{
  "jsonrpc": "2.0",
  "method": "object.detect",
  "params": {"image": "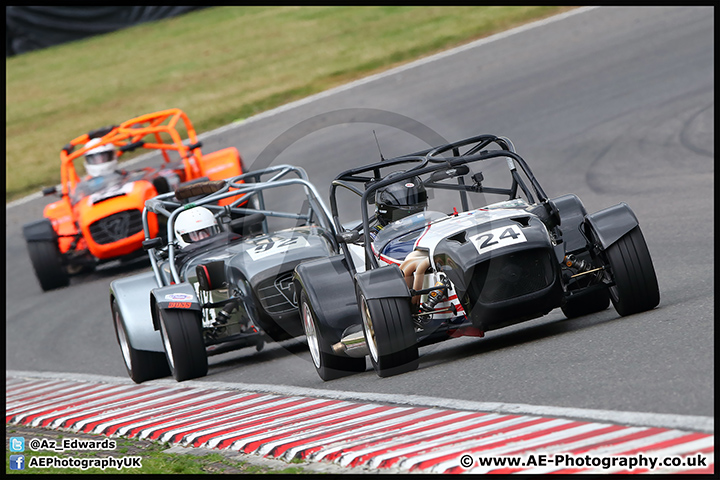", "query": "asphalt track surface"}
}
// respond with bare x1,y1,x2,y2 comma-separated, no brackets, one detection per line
6,6,714,427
